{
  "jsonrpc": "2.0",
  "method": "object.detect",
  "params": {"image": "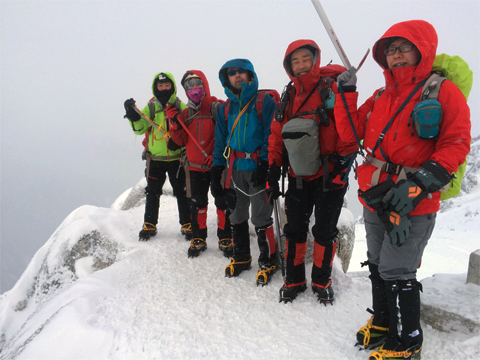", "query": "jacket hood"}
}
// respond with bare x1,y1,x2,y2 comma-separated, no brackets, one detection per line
373,20,438,77
151,72,178,103
180,70,211,99
218,58,258,102
283,39,321,81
